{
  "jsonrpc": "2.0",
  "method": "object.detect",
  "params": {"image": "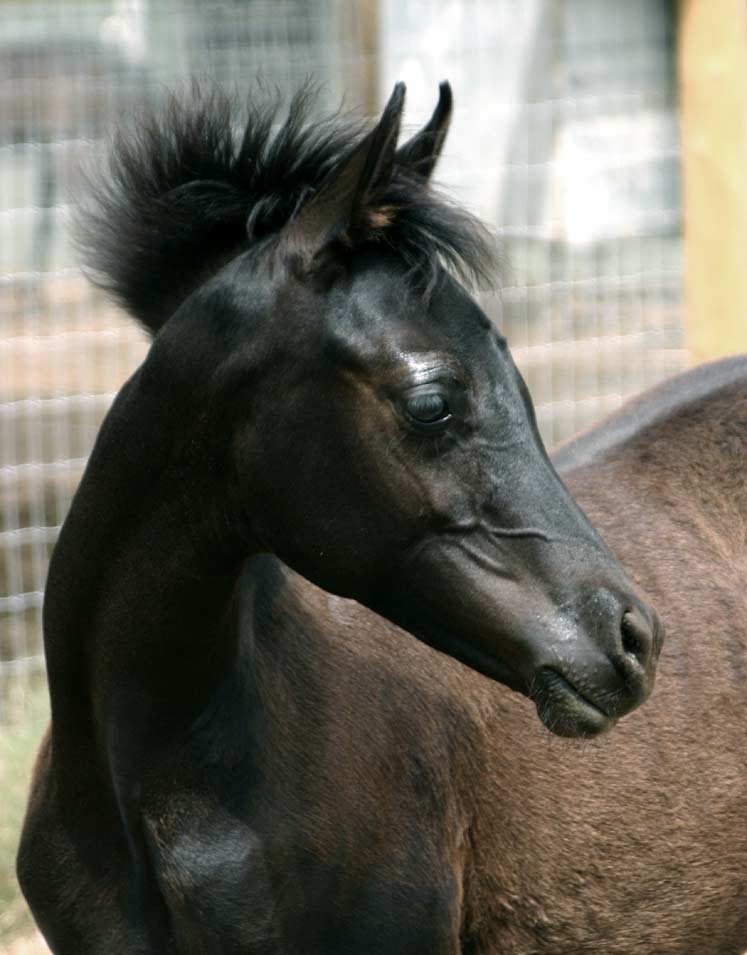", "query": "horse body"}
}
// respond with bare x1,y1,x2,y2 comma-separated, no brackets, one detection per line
18,82,741,952
21,357,747,953
250,357,746,955
219,357,746,954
